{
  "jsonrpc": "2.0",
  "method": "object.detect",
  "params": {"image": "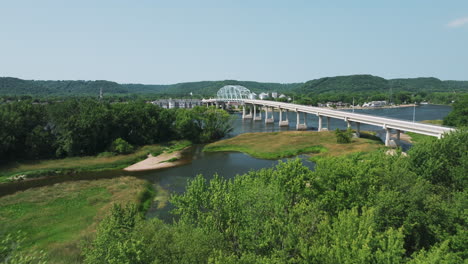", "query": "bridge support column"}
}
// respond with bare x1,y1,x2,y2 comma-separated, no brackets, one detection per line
243,105,252,119
385,128,391,147
356,122,361,137
265,107,274,124
296,112,307,130
318,115,323,131
347,120,351,129
279,109,289,127
253,105,262,121
396,130,401,141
